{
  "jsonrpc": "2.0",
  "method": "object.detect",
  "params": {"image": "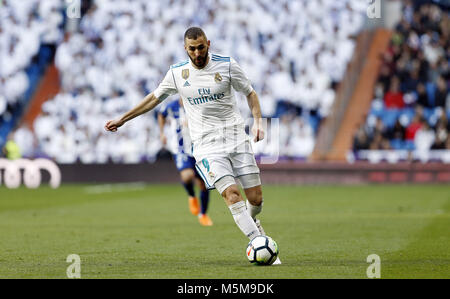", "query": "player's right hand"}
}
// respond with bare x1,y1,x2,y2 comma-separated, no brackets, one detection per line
104,119,124,132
